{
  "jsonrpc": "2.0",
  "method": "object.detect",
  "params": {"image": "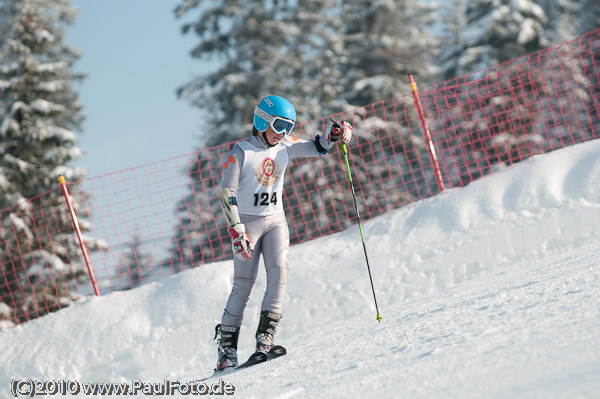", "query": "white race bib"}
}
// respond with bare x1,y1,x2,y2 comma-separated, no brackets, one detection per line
236,140,289,216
